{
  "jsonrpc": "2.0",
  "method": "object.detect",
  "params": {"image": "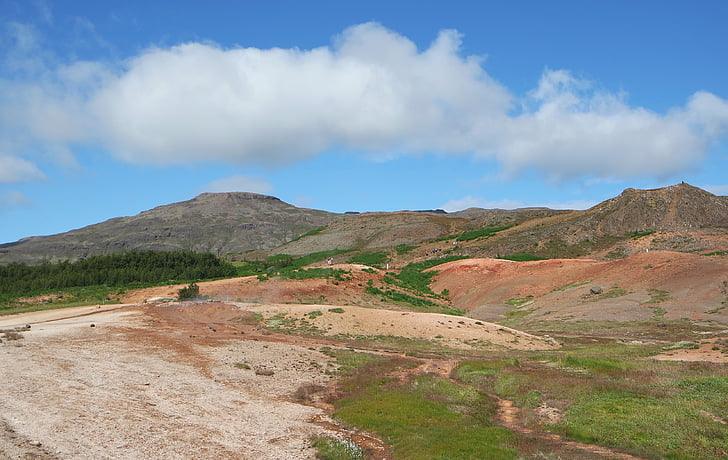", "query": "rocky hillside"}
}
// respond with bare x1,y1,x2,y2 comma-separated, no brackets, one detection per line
1,183,726,265
0,193,339,264
445,183,728,260
268,207,565,257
